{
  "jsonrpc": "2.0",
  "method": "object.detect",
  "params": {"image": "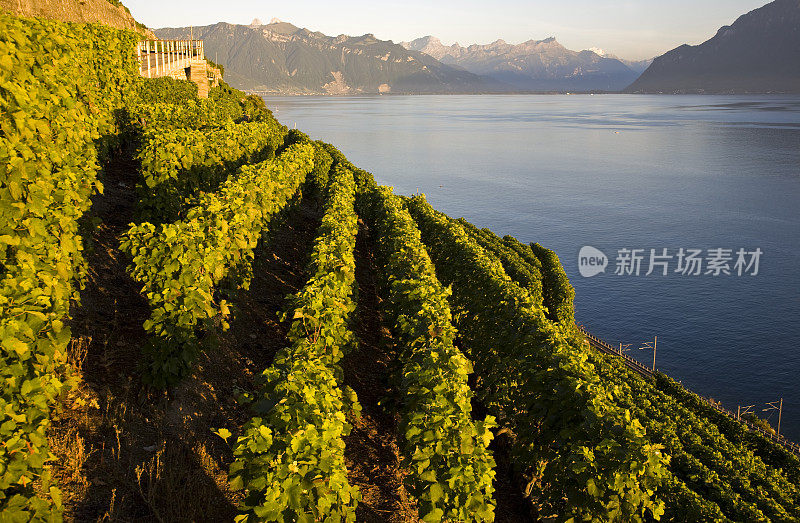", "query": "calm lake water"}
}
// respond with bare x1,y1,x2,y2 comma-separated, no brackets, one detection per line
264,94,800,441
